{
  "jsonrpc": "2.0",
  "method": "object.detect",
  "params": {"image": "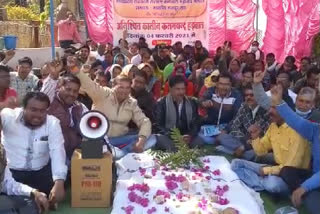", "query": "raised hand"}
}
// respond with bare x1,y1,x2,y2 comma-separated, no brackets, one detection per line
270,84,283,106
81,64,91,73
1,49,16,64
253,70,265,84
67,56,78,68
201,100,214,108
47,59,63,79
248,124,261,140
86,56,96,65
